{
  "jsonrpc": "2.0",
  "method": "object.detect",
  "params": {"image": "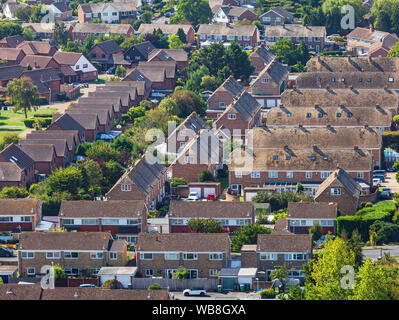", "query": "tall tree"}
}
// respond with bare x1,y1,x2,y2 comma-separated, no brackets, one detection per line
53,22,69,48
176,0,212,25
230,224,271,252
225,41,254,81
7,77,39,118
